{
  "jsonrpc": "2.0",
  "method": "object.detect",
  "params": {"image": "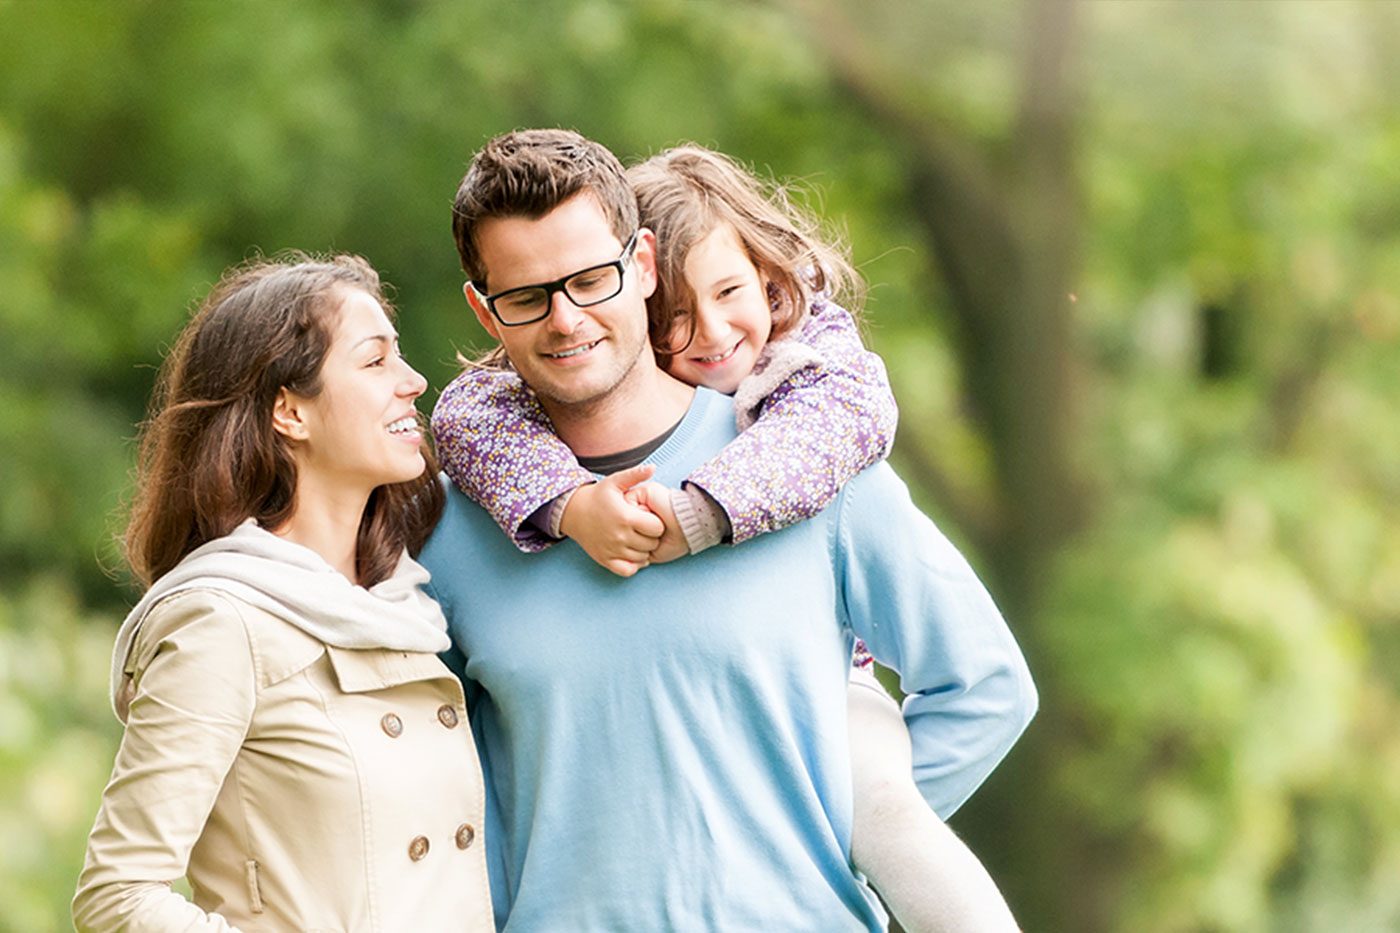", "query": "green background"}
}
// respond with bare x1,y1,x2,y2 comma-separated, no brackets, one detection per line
3,1,1398,930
